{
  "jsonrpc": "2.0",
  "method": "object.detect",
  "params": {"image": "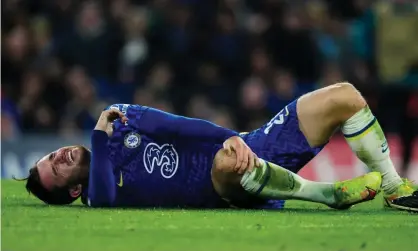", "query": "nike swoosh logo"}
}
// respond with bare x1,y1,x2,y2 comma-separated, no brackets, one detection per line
117,171,123,187
381,141,388,153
